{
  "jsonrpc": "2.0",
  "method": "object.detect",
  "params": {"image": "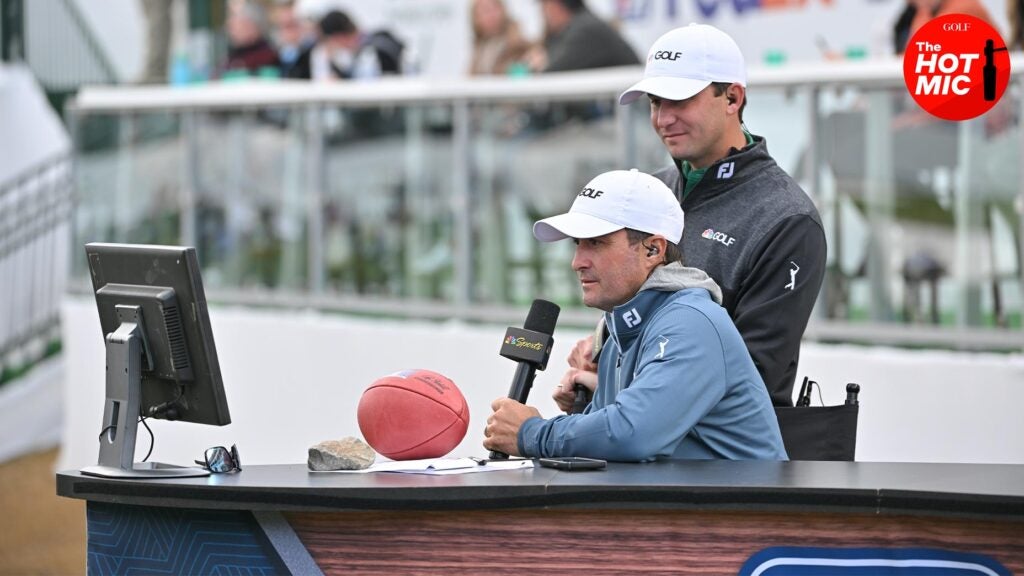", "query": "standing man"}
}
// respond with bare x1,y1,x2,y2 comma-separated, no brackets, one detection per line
311,10,405,81
270,1,316,80
585,24,826,407
528,0,639,72
482,169,787,461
